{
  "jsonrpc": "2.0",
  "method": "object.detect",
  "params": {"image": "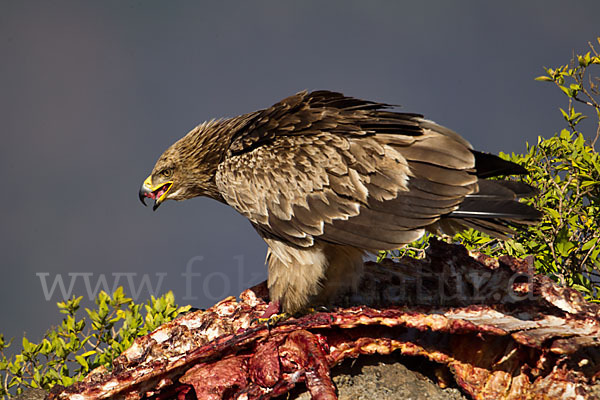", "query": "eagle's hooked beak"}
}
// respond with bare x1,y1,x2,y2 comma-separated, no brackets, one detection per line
139,175,173,211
